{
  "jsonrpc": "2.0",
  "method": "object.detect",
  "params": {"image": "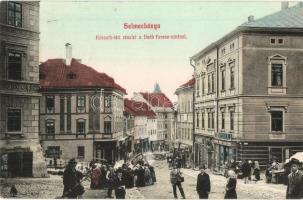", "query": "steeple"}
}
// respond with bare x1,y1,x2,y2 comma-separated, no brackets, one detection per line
153,82,161,93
